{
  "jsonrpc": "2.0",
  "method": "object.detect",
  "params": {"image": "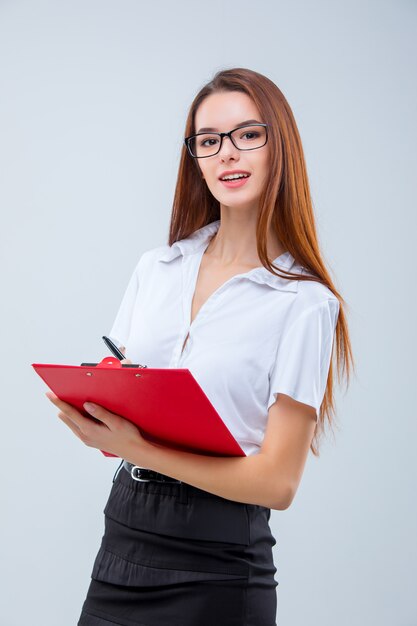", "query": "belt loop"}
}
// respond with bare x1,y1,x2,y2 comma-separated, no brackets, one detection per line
112,459,124,483
177,481,188,505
